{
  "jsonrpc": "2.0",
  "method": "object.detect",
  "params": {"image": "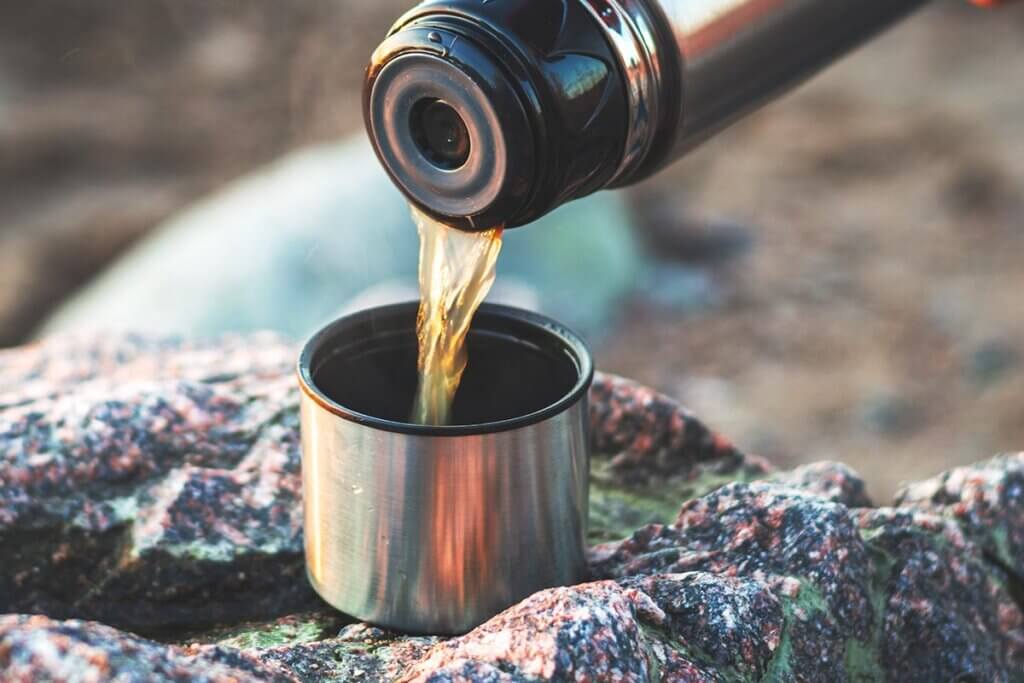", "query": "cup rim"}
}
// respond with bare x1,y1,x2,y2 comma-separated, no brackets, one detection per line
297,301,594,437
